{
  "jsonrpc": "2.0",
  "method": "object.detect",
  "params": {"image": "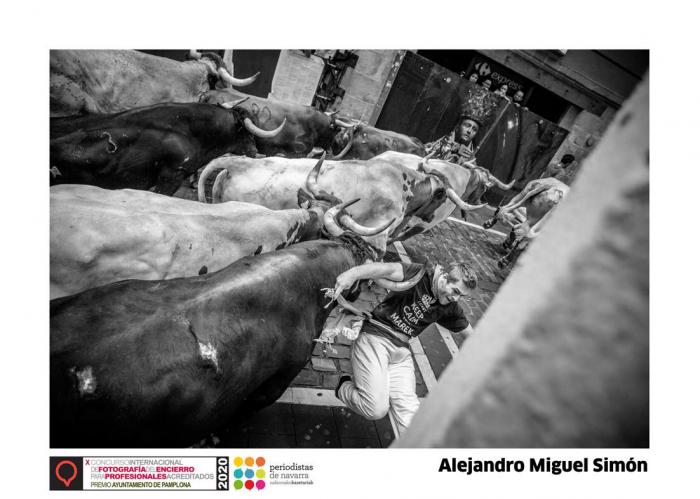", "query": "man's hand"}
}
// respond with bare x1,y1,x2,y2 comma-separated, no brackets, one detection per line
457,325,474,344
332,270,358,300
331,262,405,300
